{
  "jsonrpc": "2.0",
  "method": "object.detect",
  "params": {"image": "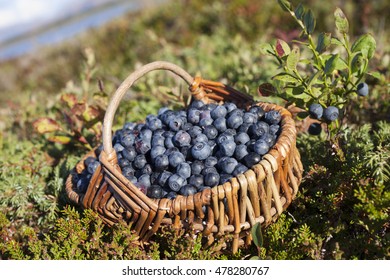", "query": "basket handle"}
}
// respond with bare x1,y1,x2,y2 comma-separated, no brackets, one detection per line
102,61,254,157
102,61,195,156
